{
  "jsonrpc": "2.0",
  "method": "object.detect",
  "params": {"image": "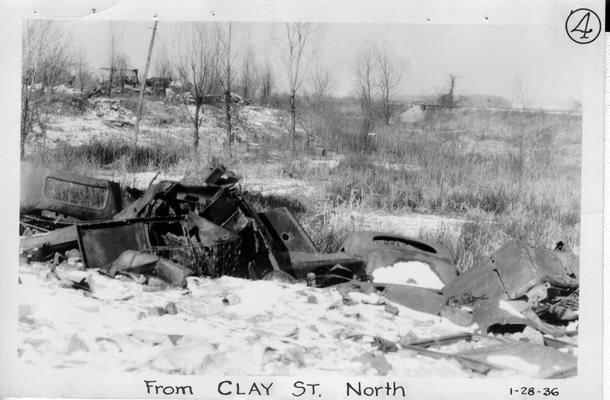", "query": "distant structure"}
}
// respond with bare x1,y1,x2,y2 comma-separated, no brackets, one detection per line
98,67,139,87
461,95,512,108
146,77,172,95
406,94,512,113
